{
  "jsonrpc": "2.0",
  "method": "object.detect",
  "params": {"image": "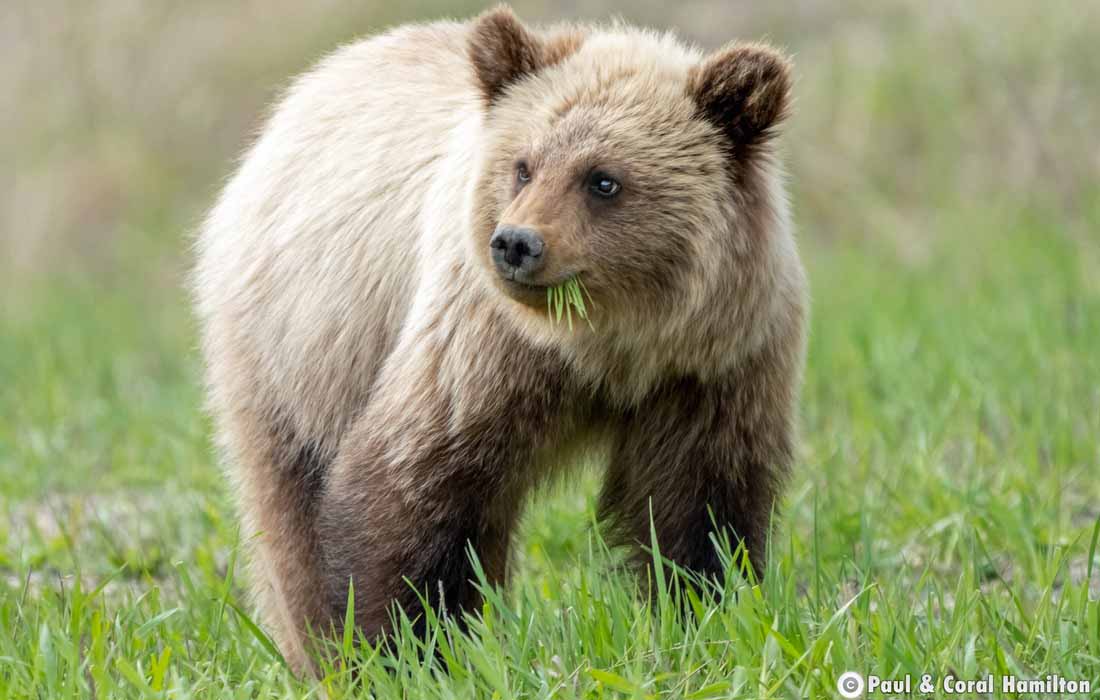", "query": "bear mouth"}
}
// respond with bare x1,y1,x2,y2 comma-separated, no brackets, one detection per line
497,273,579,308
500,273,578,293
500,277,550,303
503,277,547,291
